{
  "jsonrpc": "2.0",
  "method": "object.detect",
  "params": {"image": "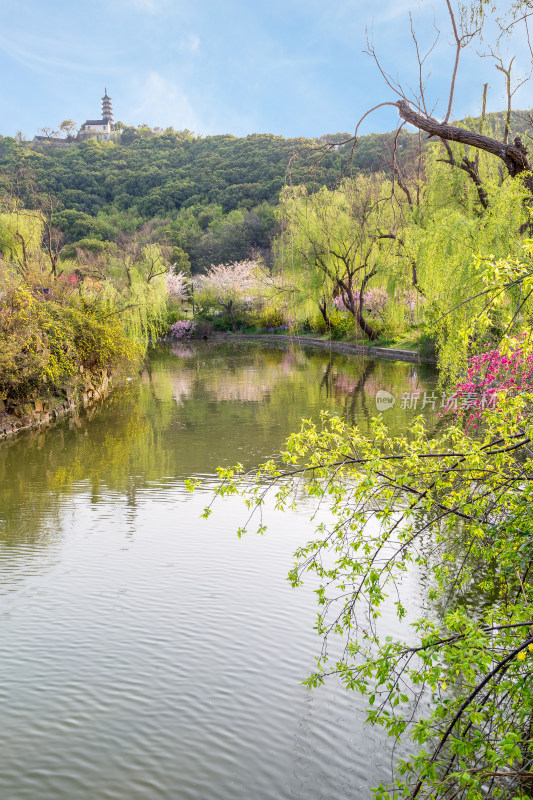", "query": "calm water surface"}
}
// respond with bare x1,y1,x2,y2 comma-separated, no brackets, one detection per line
0,342,438,800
